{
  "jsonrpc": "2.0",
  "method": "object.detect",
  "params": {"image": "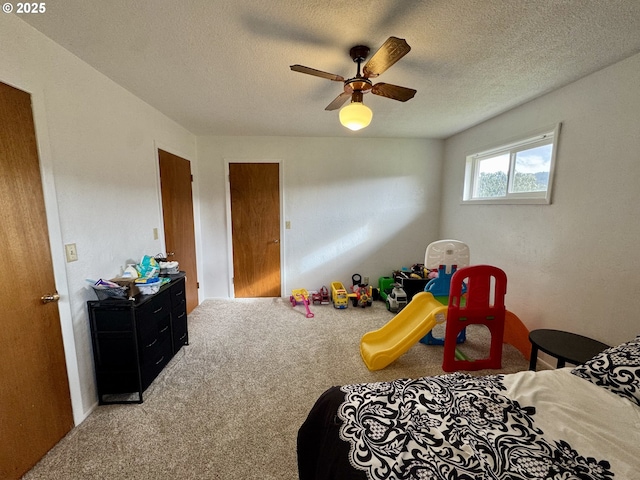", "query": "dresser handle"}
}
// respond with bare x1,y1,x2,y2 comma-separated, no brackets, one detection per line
153,306,163,314
145,338,158,348
177,312,185,319
159,326,169,333
155,356,165,365
176,290,183,296
179,333,187,341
